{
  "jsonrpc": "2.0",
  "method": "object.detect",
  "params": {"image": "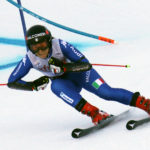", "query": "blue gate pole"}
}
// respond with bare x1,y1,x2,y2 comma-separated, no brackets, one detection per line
17,0,28,51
